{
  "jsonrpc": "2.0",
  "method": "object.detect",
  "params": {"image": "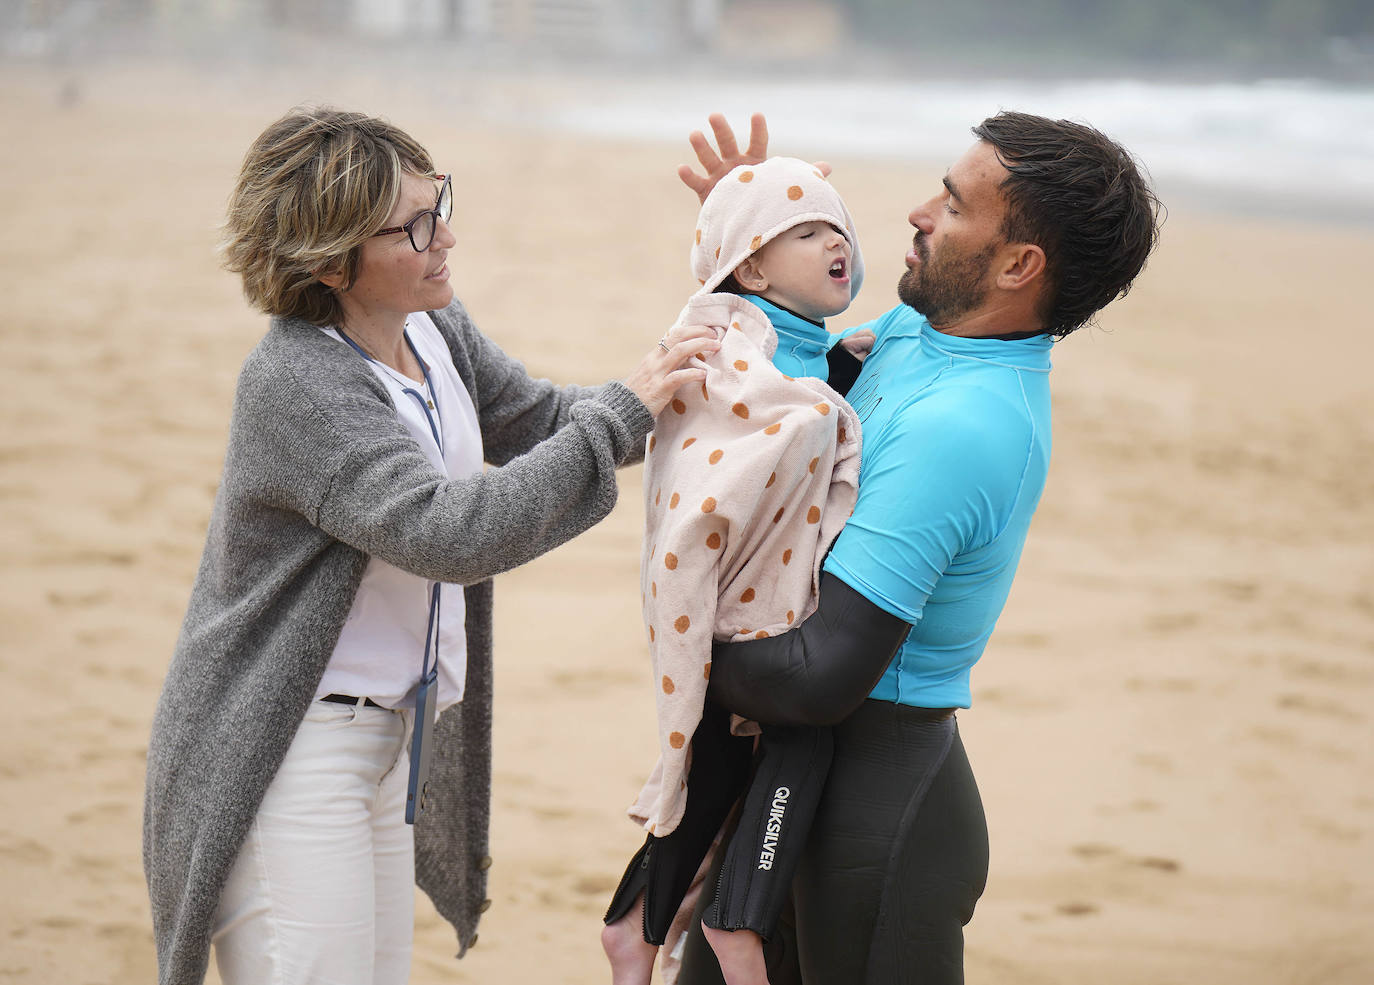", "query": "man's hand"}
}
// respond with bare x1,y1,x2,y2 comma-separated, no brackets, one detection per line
676,112,770,204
